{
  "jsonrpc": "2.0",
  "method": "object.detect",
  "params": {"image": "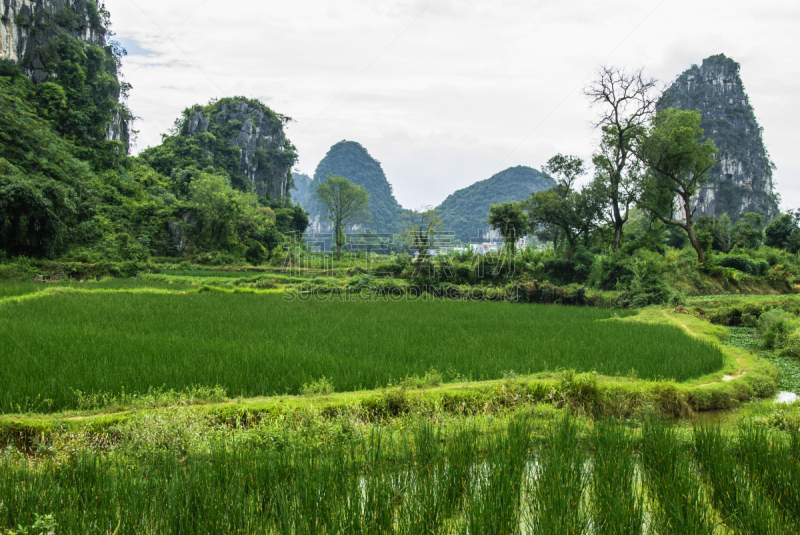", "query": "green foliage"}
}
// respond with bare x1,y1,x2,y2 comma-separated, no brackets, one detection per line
755,308,796,349
765,213,800,253
315,174,370,259
187,172,279,257
717,254,769,276
0,160,77,258
639,107,719,260
437,166,555,242
487,201,527,253
30,31,131,169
